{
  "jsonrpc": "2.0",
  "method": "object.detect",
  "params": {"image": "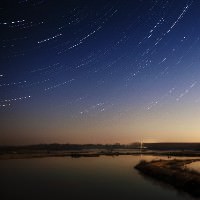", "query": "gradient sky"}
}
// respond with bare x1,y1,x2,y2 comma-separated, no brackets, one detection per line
1,0,200,145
